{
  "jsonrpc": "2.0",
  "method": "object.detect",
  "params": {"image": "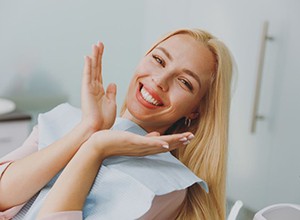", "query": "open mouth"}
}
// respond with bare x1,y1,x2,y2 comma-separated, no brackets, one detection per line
139,83,164,106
